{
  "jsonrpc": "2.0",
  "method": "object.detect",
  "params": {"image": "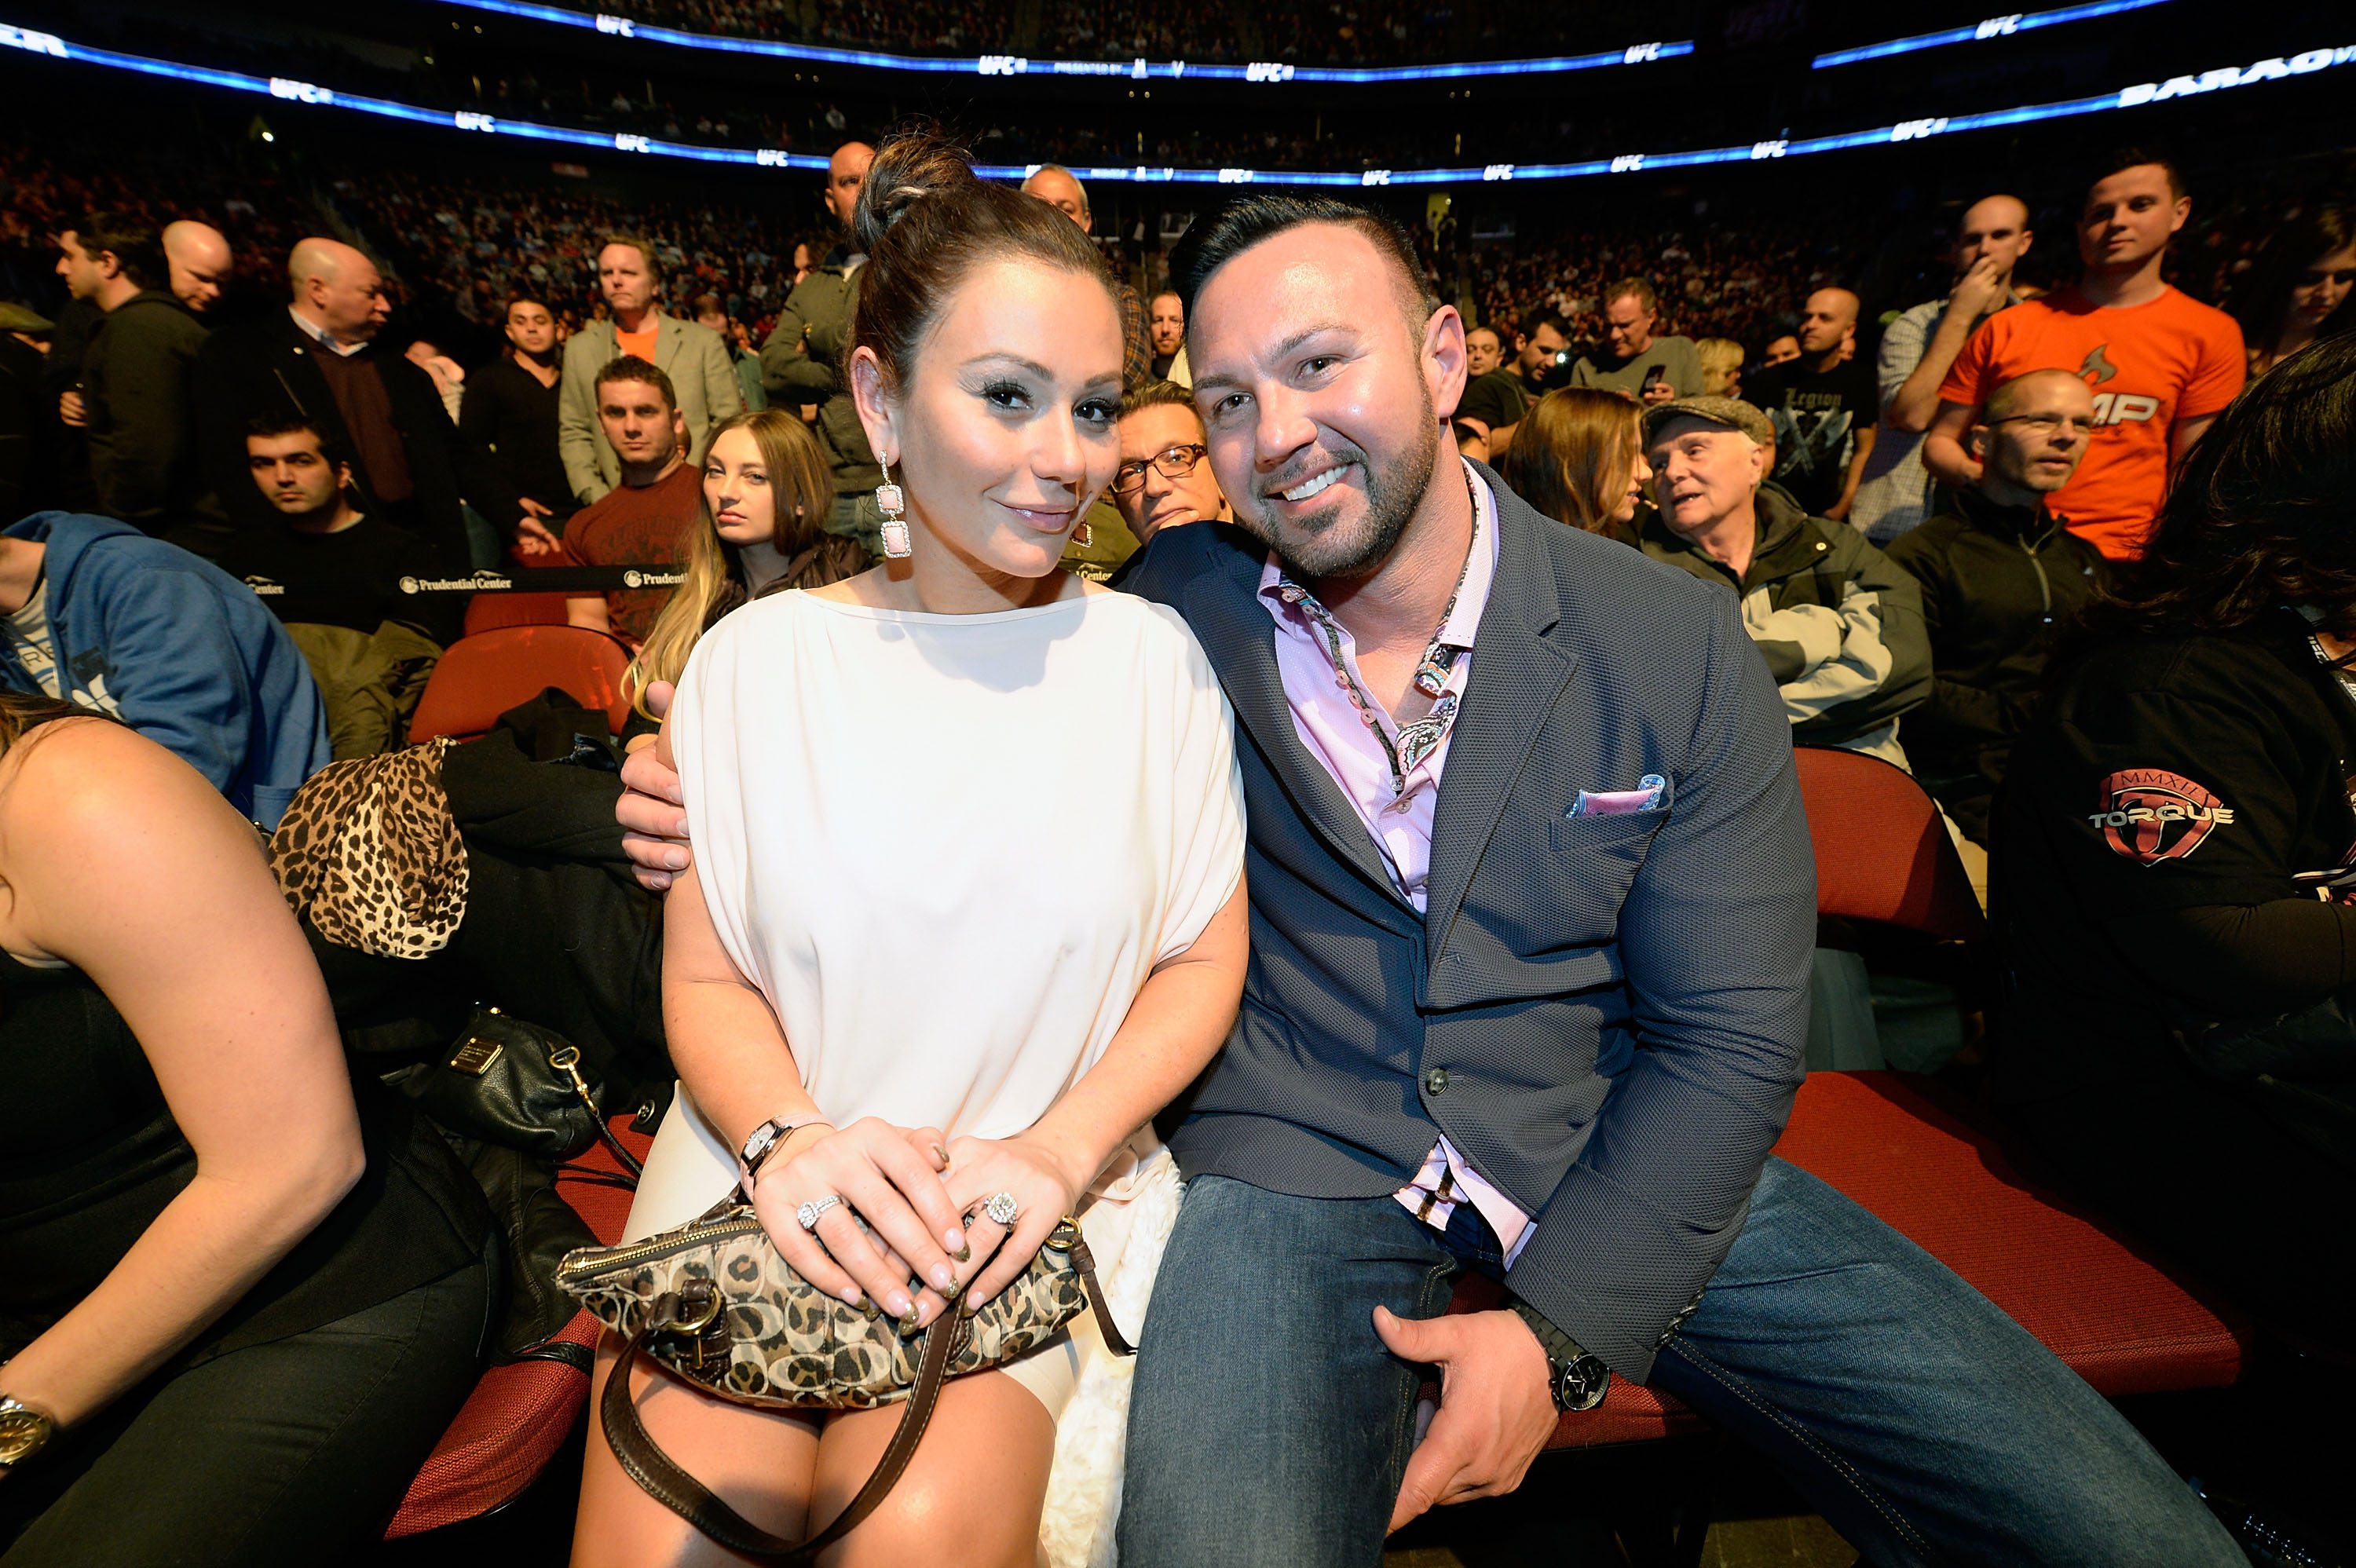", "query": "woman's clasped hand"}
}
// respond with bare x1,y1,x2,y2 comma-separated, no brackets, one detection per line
748,1119,1087,1327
